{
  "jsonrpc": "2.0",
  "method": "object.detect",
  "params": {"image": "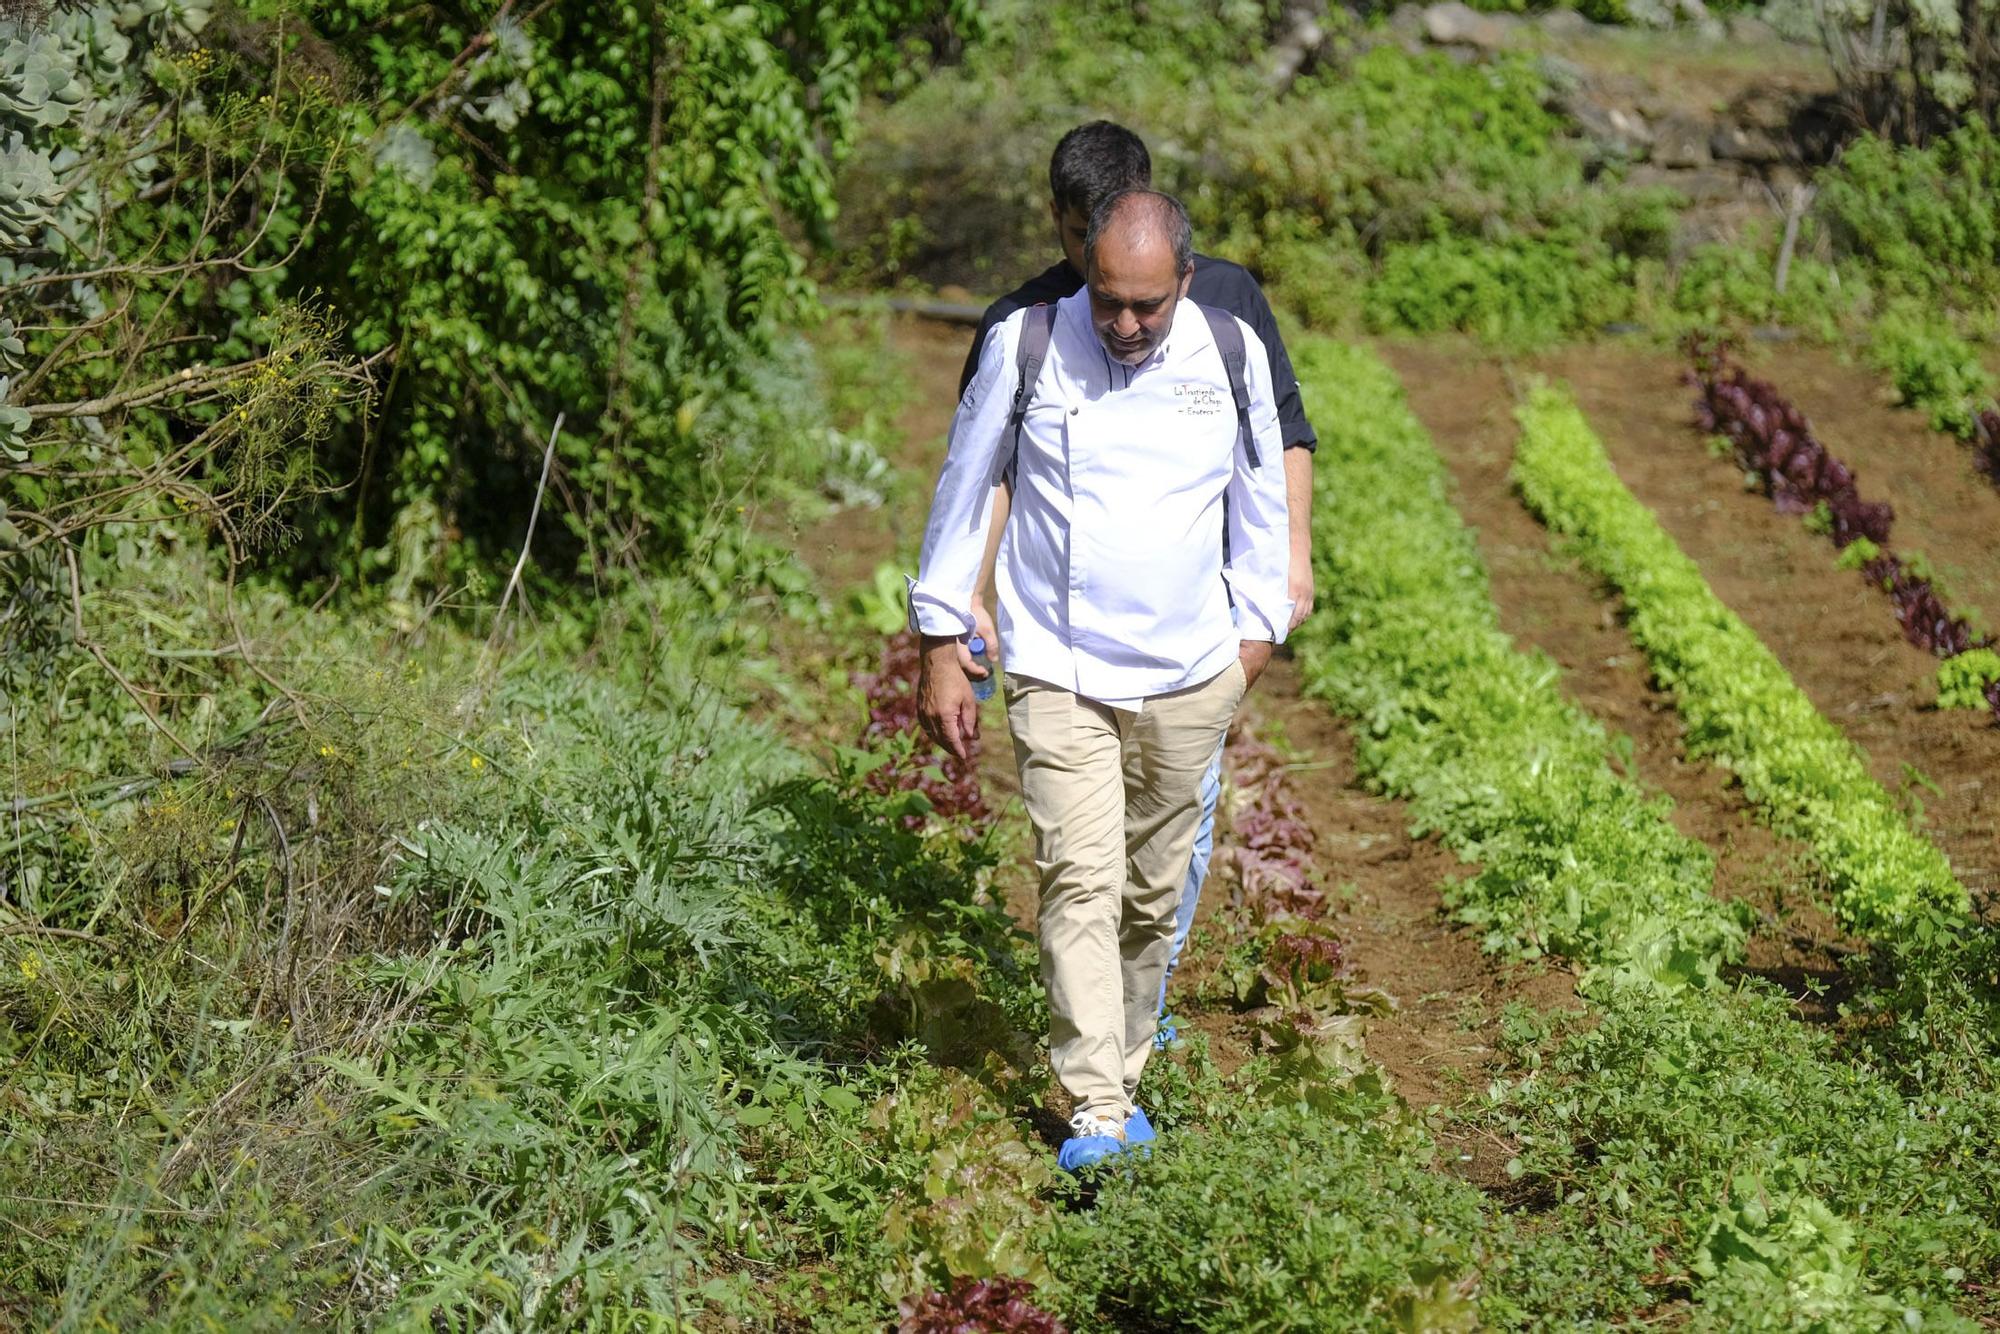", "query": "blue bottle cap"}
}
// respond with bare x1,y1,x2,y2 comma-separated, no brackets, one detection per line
968,635,986,654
